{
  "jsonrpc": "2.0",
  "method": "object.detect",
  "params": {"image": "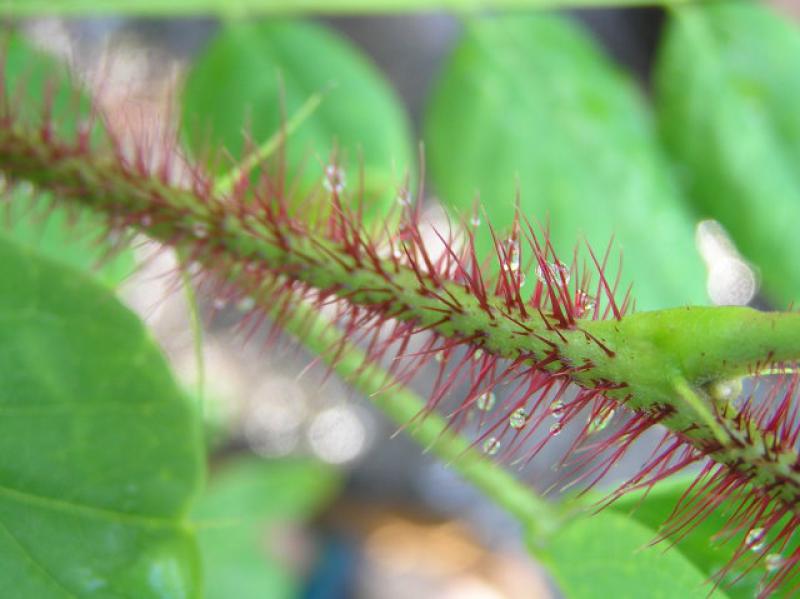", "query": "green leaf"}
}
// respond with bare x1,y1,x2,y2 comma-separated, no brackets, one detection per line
1,33,133,287
182,19,413,223
0,236,203,597
609,476,796,599
2,186,134,288
537,511,727,598
425,15,707,310
656,2,800,306
193,458,339,599
4,34,79,135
